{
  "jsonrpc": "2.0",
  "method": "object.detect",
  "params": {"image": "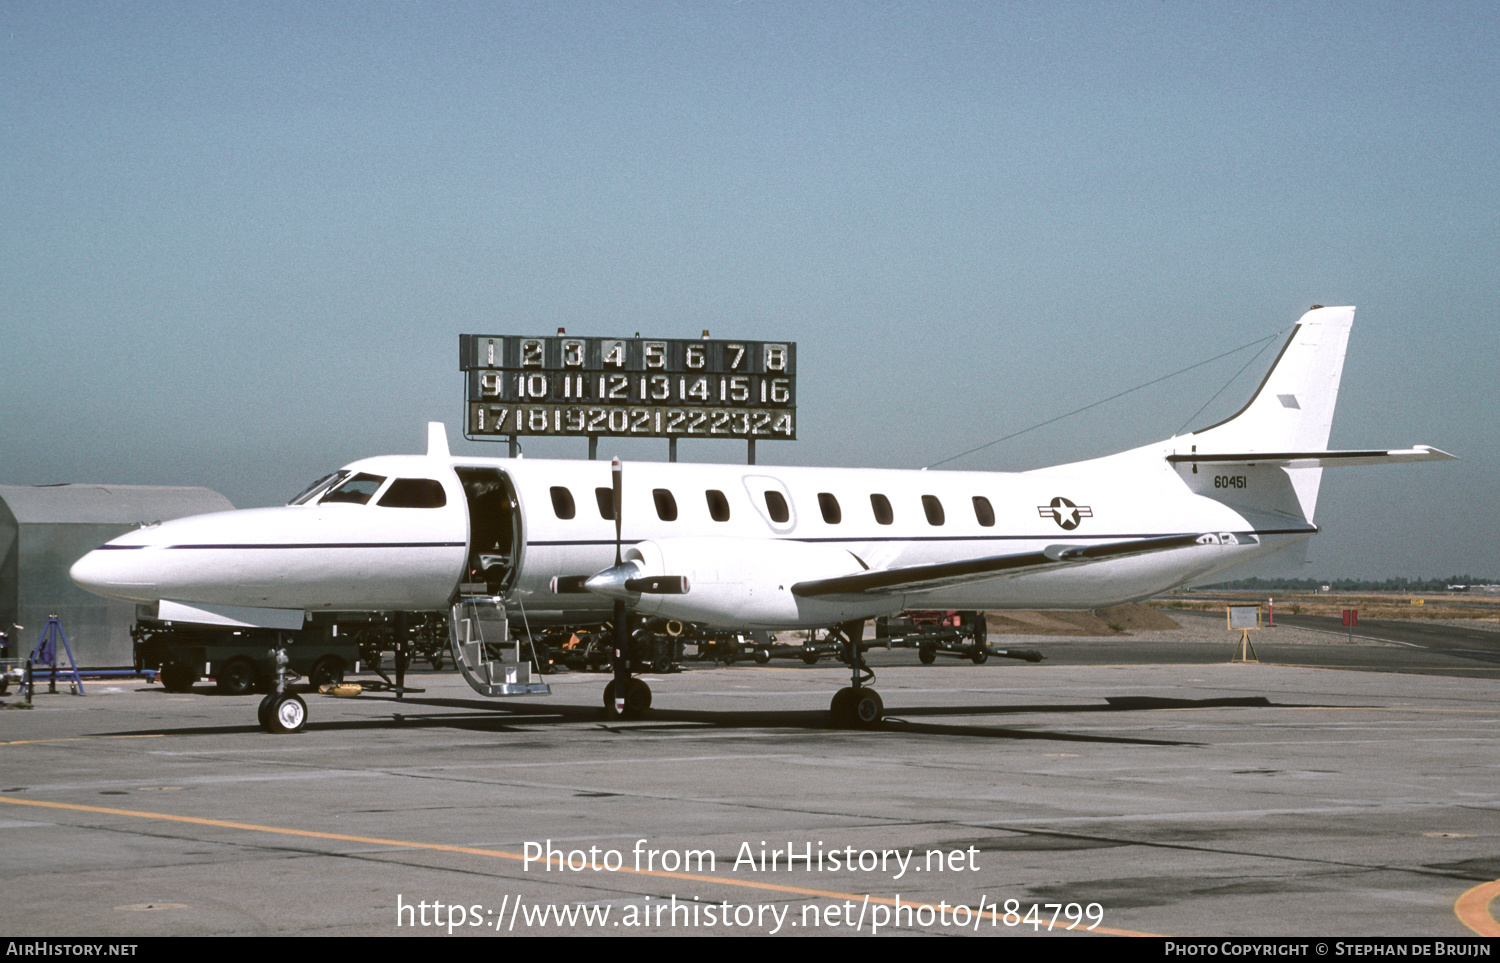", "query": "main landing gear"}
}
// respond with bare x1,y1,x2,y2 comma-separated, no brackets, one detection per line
602,613,653,720
828,619,882,728
602,677,652,718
